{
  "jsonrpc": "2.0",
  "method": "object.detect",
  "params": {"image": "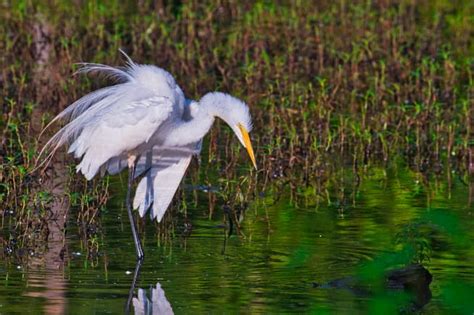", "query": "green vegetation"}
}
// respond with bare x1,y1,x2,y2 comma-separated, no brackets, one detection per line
1,0,471,248
0,1,472,313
